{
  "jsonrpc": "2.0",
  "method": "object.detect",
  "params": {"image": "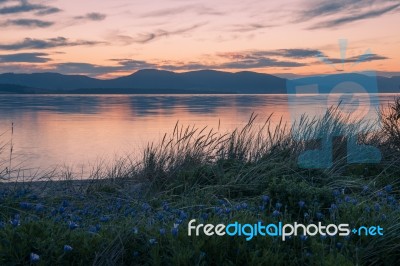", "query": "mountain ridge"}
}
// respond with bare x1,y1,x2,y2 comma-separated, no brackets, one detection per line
0,69,398,94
